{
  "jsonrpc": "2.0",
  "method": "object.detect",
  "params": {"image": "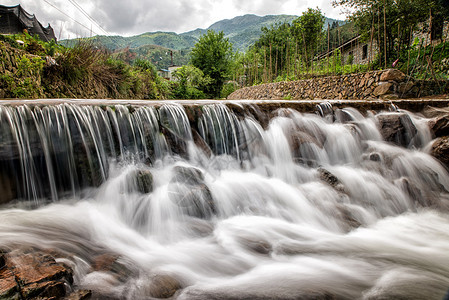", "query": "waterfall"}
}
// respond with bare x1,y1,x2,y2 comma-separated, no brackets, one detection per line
0,102,448,299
